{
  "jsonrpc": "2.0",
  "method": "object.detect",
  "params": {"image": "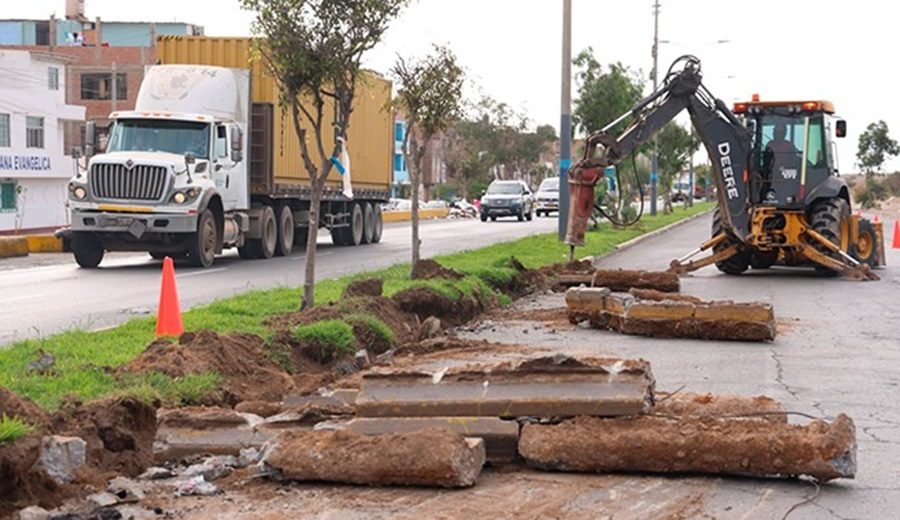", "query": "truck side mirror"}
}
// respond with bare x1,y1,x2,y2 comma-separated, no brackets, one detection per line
836,120,847,138
71,147,82,159
84,121,96,158
230,126,243,163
